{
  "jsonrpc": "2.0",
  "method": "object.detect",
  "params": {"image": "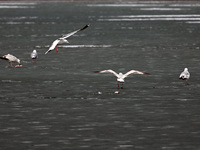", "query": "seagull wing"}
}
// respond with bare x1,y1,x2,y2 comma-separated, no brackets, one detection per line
0,54,18,62
31,51,38,59
179,71,190,79
94,69,119,78
45,39,60,54
0,56,9,60
124,70,150,78
62,24,90,39
45,24,89,54
32,53,37,59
